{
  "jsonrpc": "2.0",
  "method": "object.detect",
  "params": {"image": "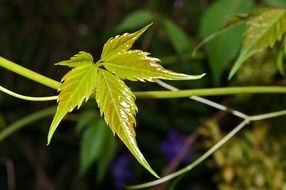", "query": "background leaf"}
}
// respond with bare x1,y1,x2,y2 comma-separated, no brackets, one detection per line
96,133,116,183
103,50,204,81
79,117,115,178
229,8,286,79
115,10,155,32
200,0,254,85
48,62,98,144
95,69,159,178
76,110,98,132
163,18,194,59
276,49,285,76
